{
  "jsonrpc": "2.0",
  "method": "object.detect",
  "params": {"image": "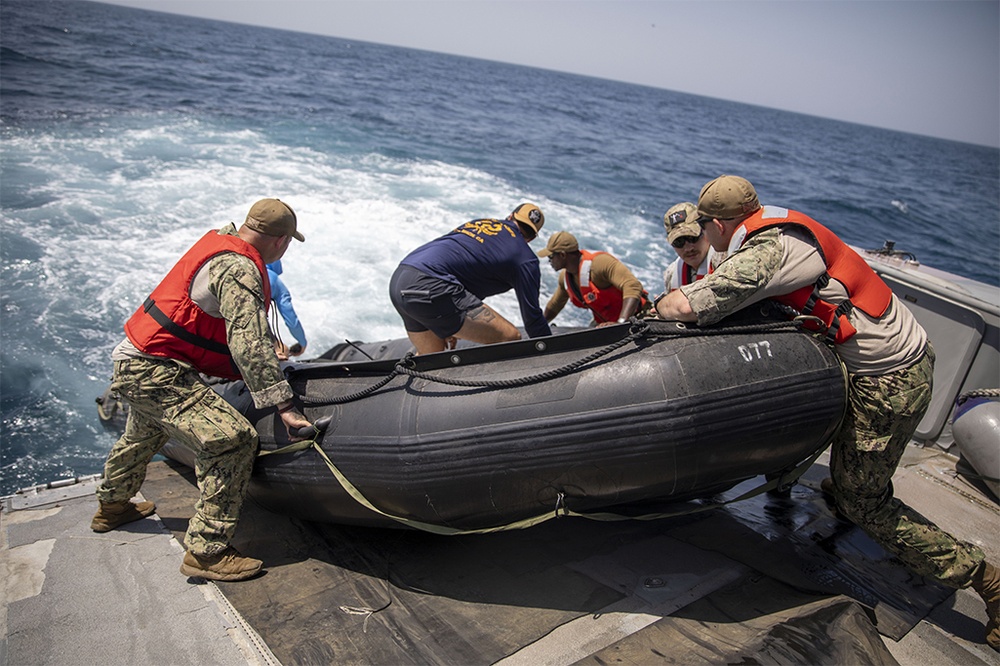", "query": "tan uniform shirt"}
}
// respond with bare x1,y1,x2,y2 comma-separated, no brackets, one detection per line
545,252,644,319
